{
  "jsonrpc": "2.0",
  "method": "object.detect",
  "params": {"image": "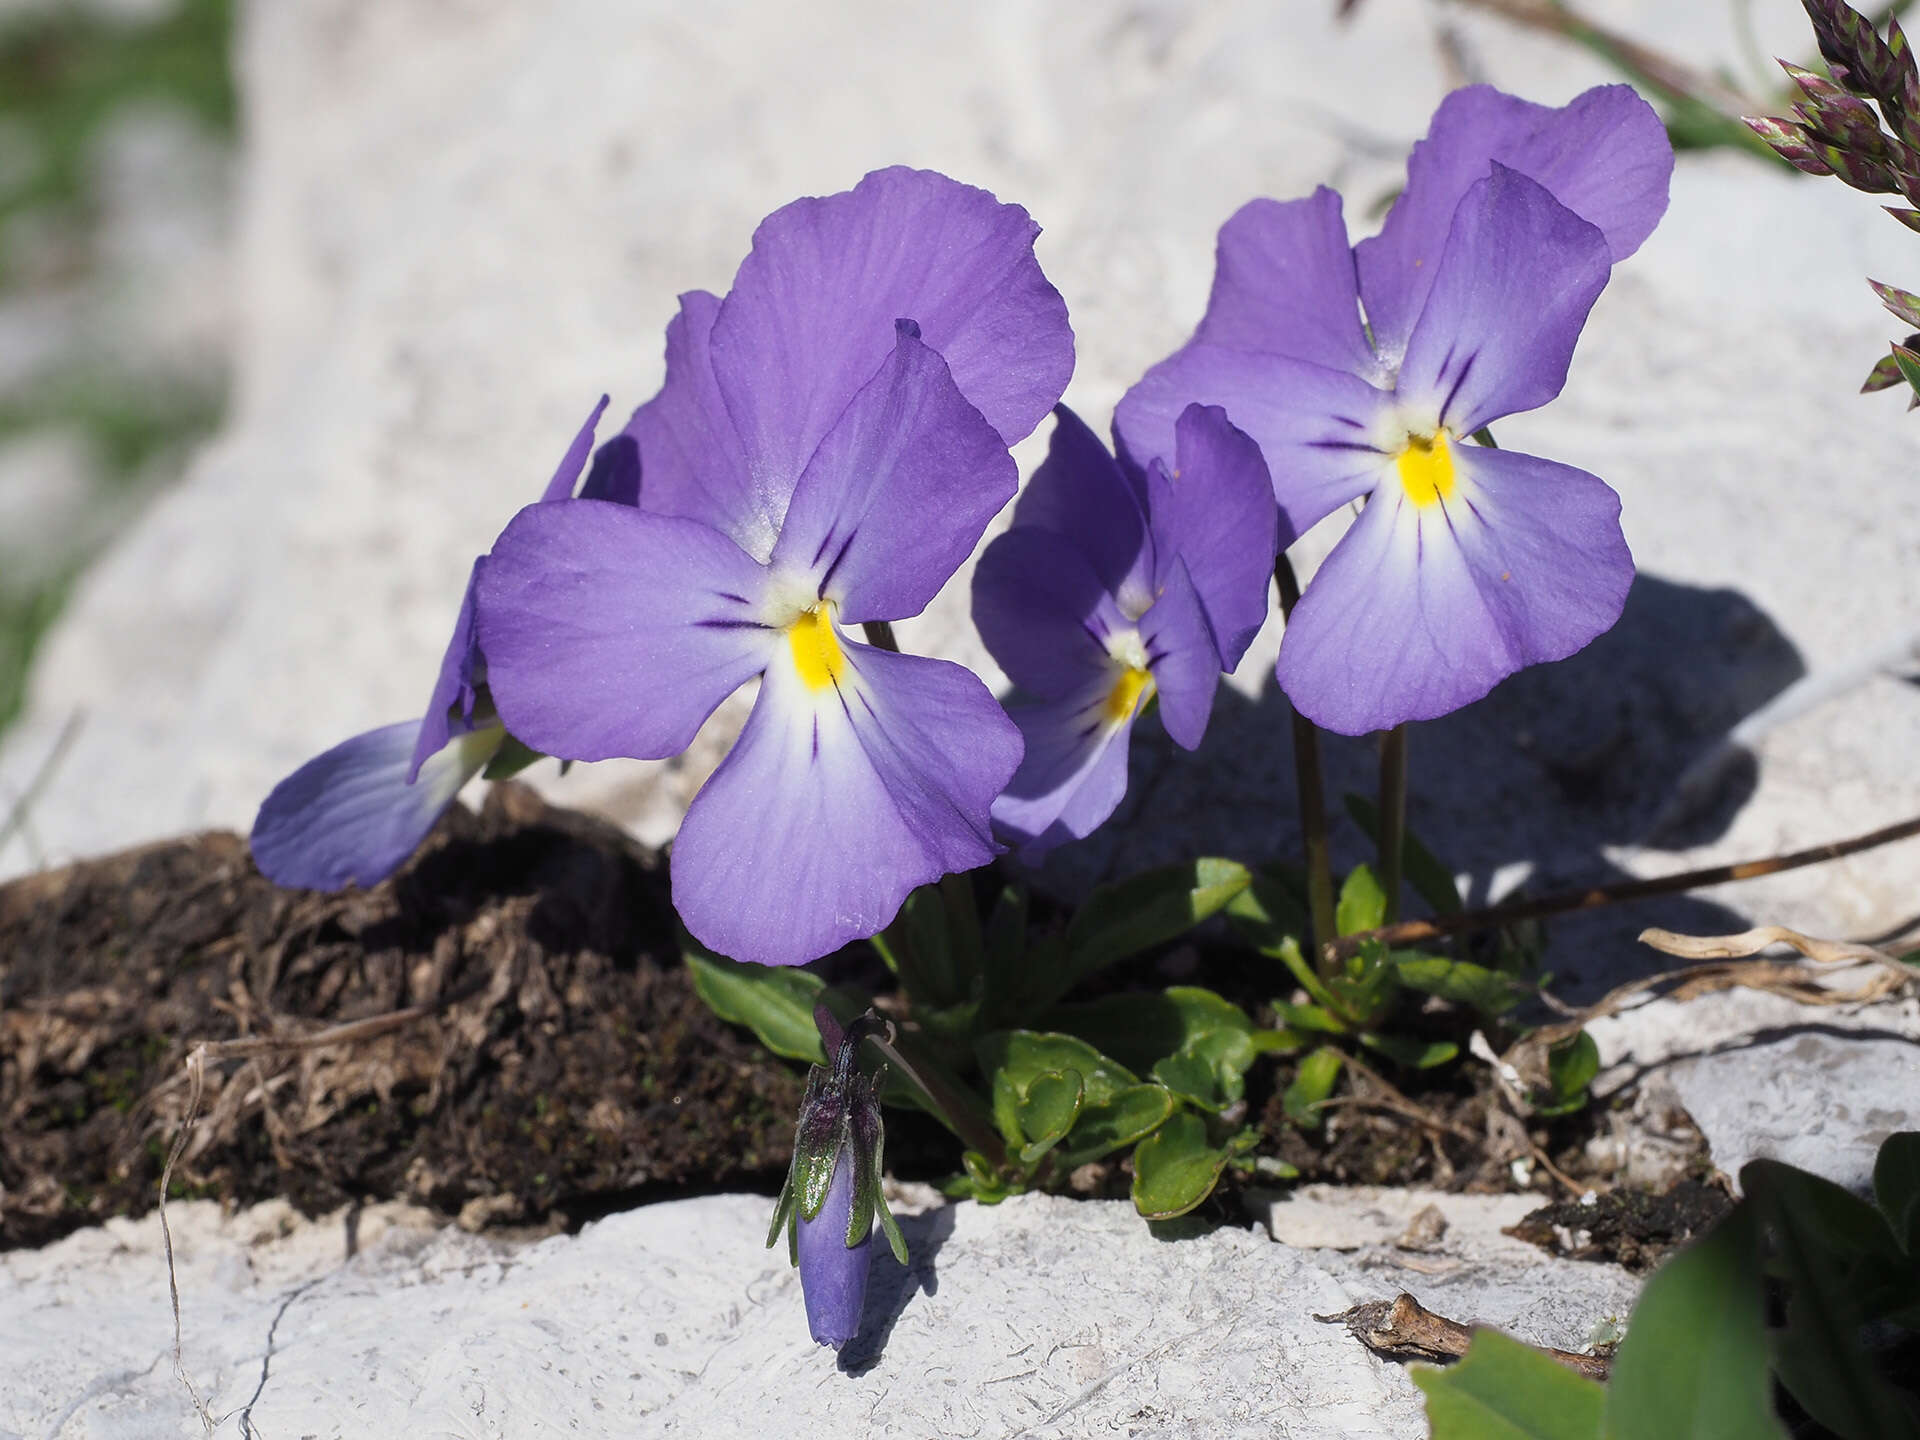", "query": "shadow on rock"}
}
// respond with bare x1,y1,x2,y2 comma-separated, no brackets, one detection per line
1032,572,1805,1002
840,1203,959,1373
